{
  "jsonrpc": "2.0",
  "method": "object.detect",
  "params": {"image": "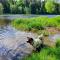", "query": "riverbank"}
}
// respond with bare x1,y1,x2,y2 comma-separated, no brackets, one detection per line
11,16,60,31
11,16,60,60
